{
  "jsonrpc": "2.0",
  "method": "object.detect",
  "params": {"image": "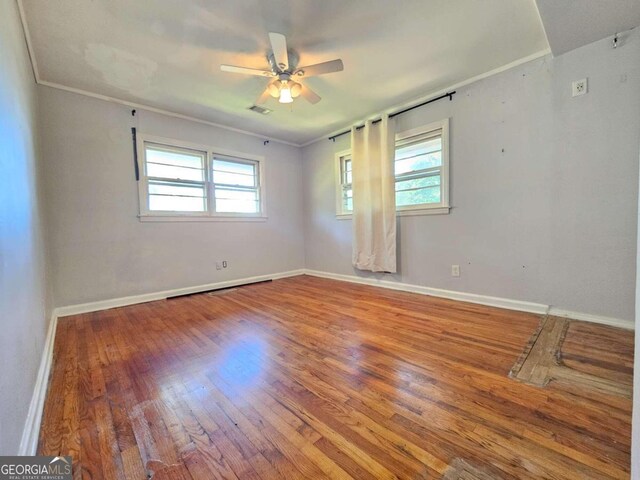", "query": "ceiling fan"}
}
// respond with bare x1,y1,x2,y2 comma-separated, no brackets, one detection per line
220,32,344,105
